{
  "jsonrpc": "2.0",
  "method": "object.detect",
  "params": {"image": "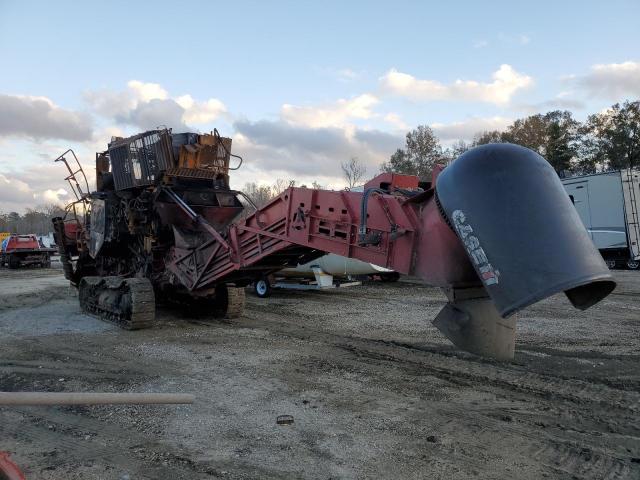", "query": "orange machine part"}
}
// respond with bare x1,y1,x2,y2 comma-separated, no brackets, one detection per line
177,134,232,174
